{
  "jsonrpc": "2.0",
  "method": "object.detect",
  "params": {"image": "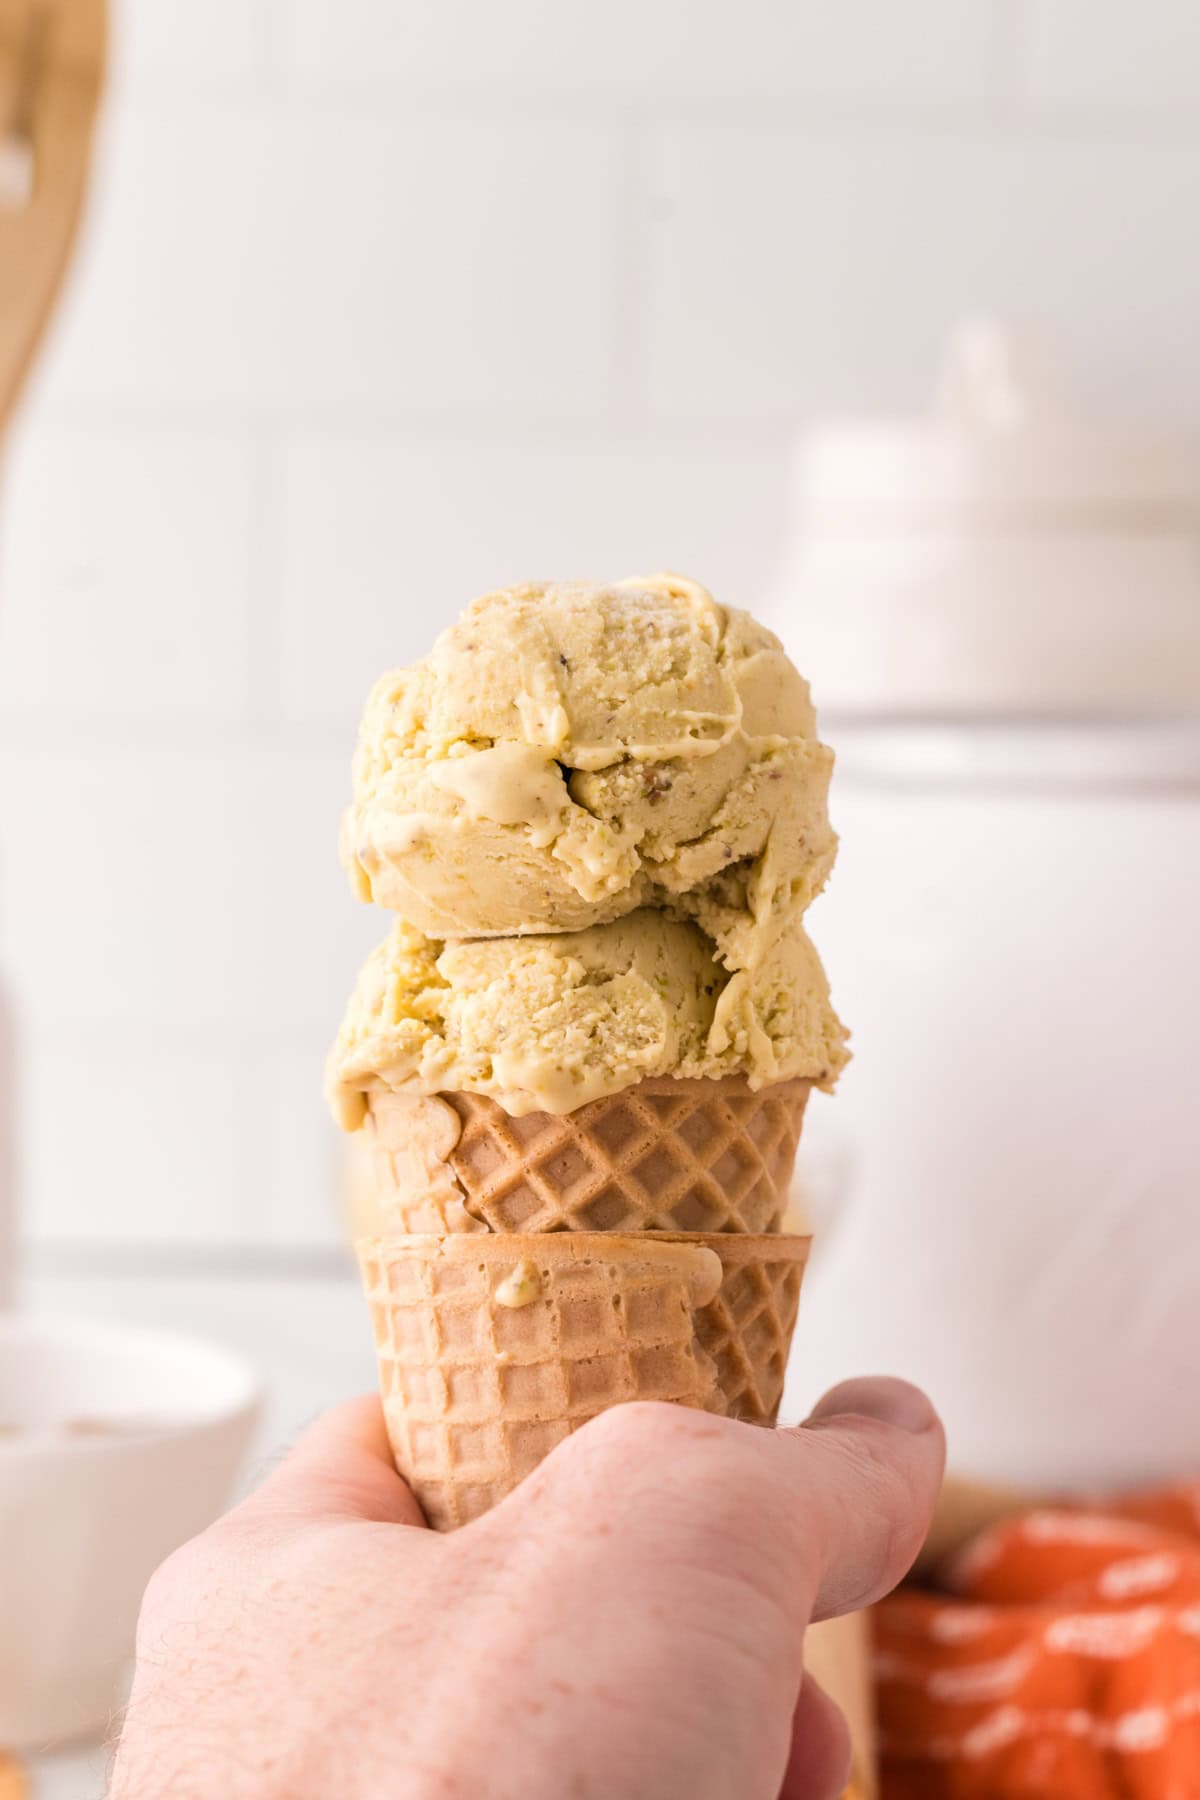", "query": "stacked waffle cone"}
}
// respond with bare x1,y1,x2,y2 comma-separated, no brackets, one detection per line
327,577,846,1531
357,1075,813,1530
